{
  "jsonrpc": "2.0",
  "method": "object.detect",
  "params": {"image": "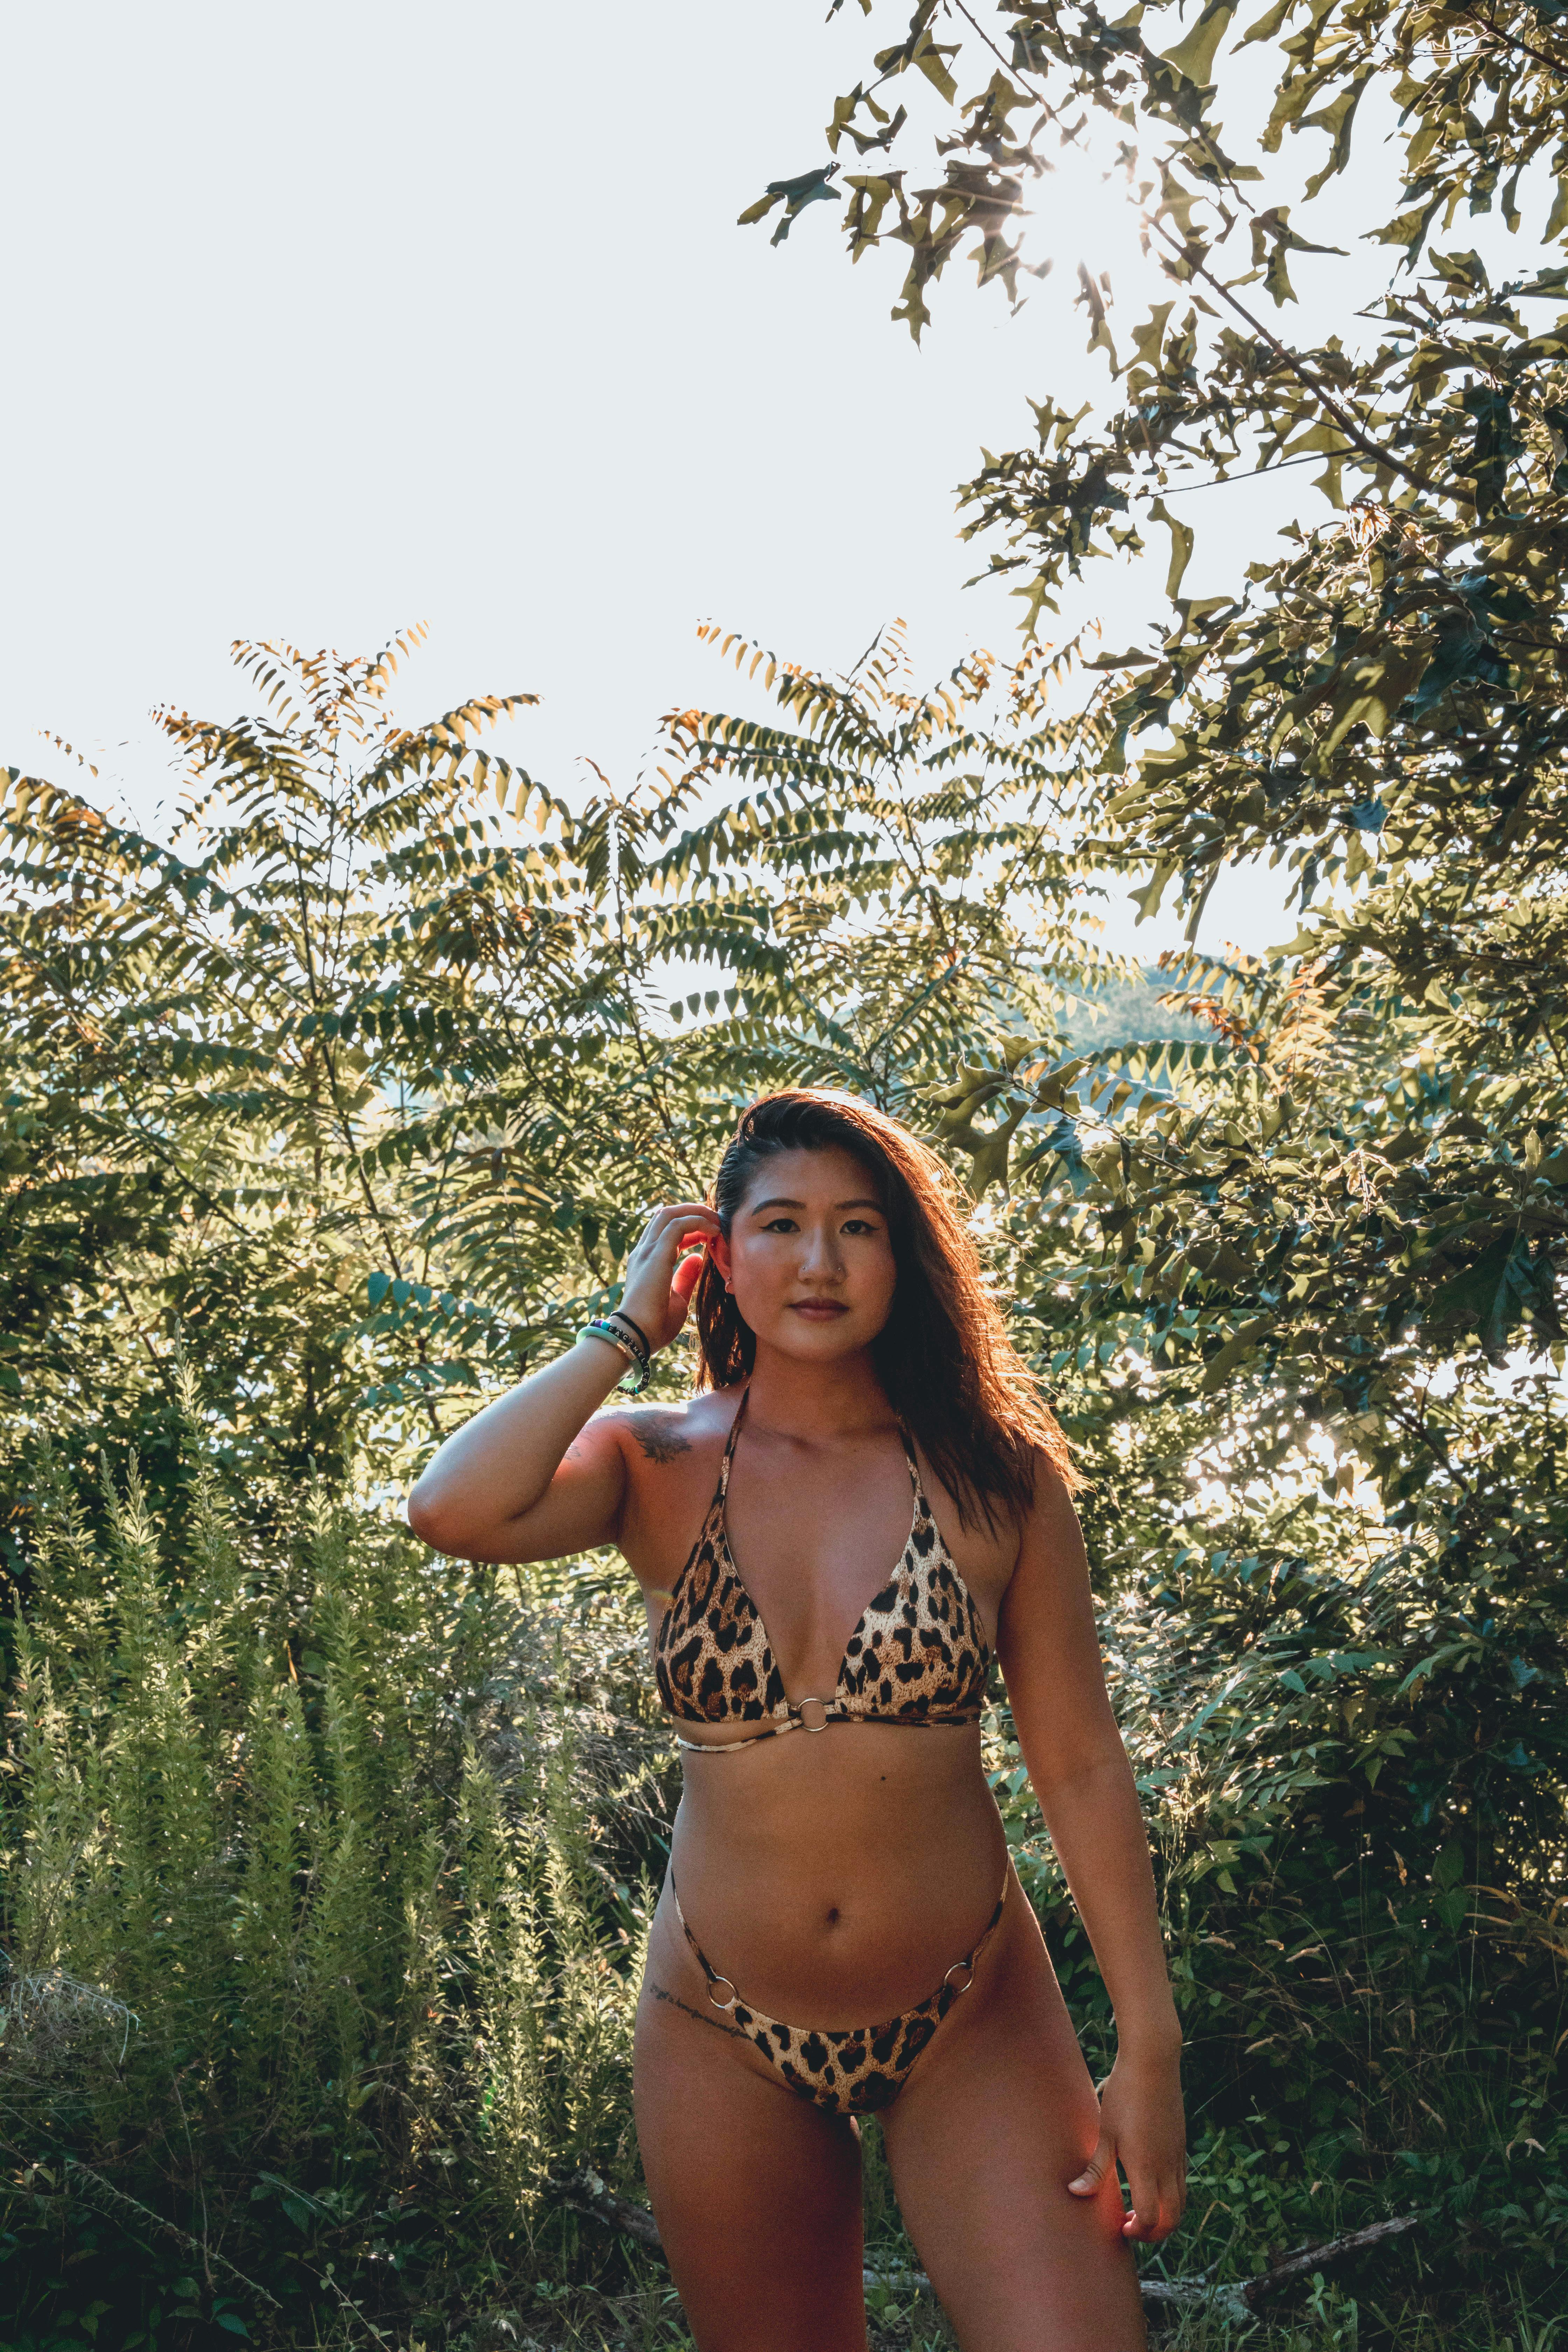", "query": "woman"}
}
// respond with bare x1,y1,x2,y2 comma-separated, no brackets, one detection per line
408,1090,1185,2351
